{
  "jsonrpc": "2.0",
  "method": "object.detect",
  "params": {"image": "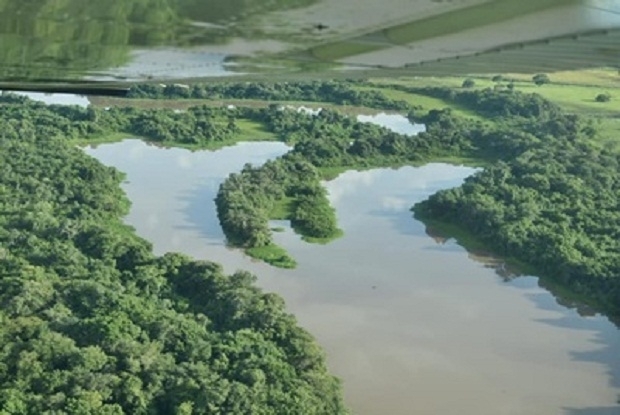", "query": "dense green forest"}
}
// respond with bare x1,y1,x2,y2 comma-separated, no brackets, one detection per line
220,86,620,317
0,94,245,148
0,96,348,414
17,82,616,317
1,81,619,415
215,154,340,268
411,89,620,315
